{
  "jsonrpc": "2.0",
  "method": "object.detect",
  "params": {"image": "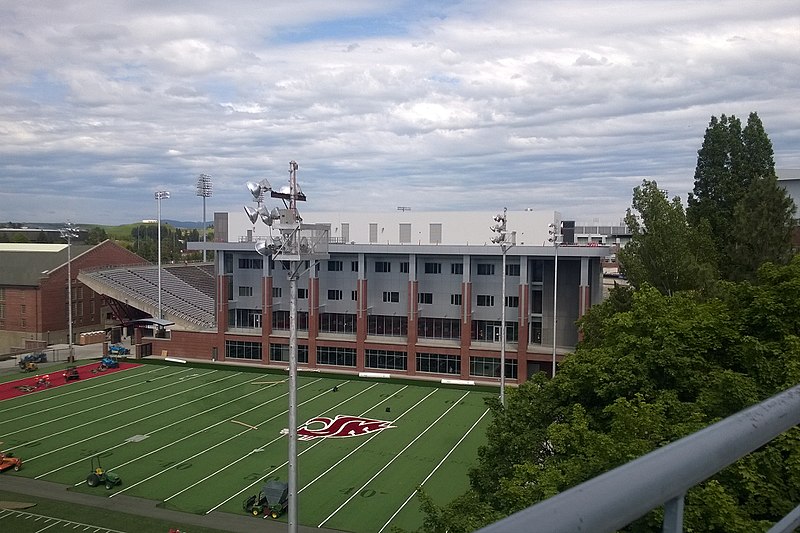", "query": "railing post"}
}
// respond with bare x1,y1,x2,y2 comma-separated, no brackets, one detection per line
663,494,685,533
